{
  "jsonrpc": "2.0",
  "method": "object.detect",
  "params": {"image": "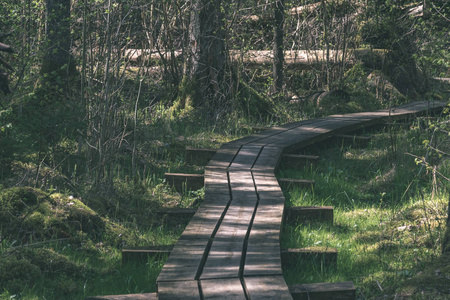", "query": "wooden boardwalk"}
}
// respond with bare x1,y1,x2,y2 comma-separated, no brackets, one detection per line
155,101,446,299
